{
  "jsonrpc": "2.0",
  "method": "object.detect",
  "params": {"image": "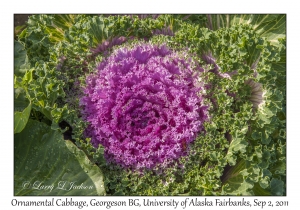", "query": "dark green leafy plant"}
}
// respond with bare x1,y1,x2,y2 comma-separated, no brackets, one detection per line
14,14,286,196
